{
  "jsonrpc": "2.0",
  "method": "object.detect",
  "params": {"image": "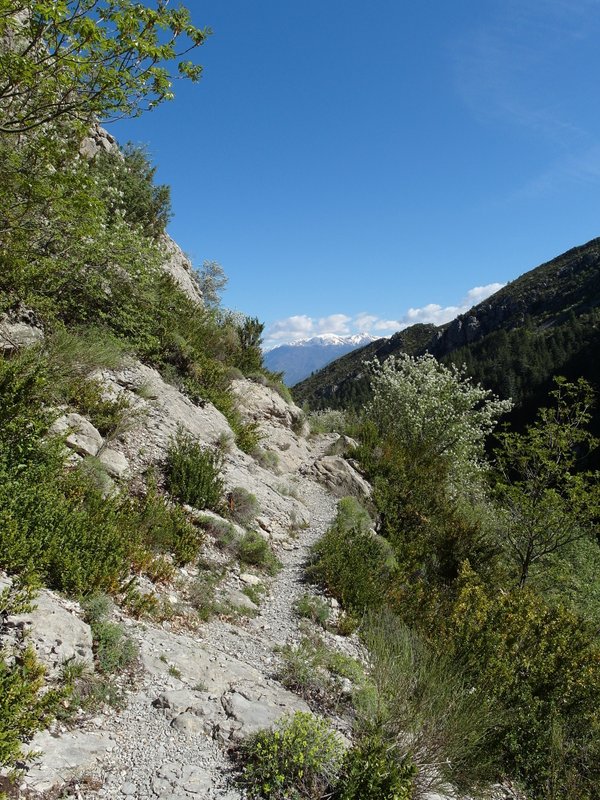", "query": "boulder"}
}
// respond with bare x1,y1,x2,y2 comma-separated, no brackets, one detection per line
325,434,359,457
97,446,130,478
0,319,44,353
22,730,113,794
50,413,103,457
310,455,371,499
11,589,94,677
